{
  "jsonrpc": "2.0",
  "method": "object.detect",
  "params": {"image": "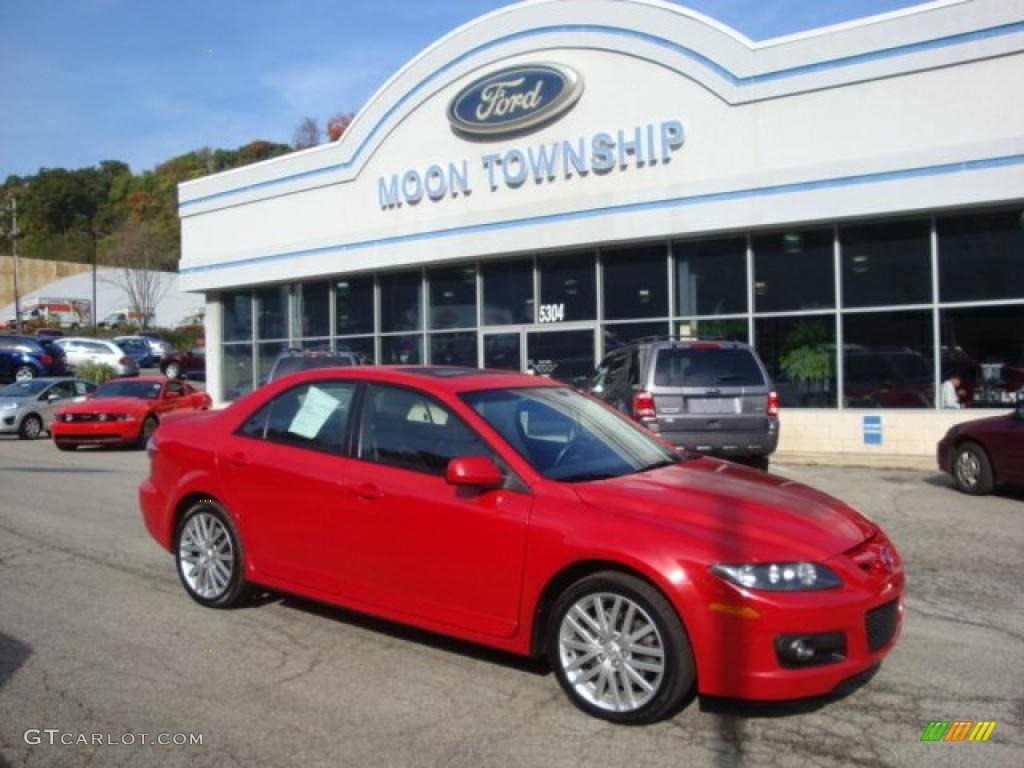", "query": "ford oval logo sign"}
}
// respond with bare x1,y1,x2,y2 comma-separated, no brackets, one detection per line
448,63,583,138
